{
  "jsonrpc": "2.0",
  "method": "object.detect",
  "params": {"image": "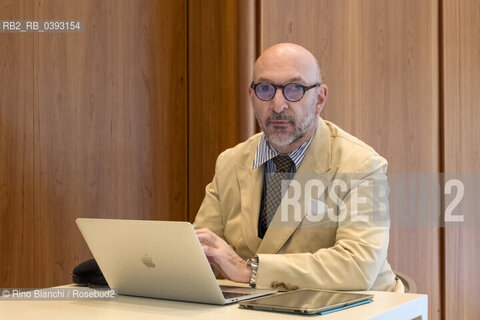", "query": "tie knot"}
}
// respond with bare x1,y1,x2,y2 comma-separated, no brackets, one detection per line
273,155,294,172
